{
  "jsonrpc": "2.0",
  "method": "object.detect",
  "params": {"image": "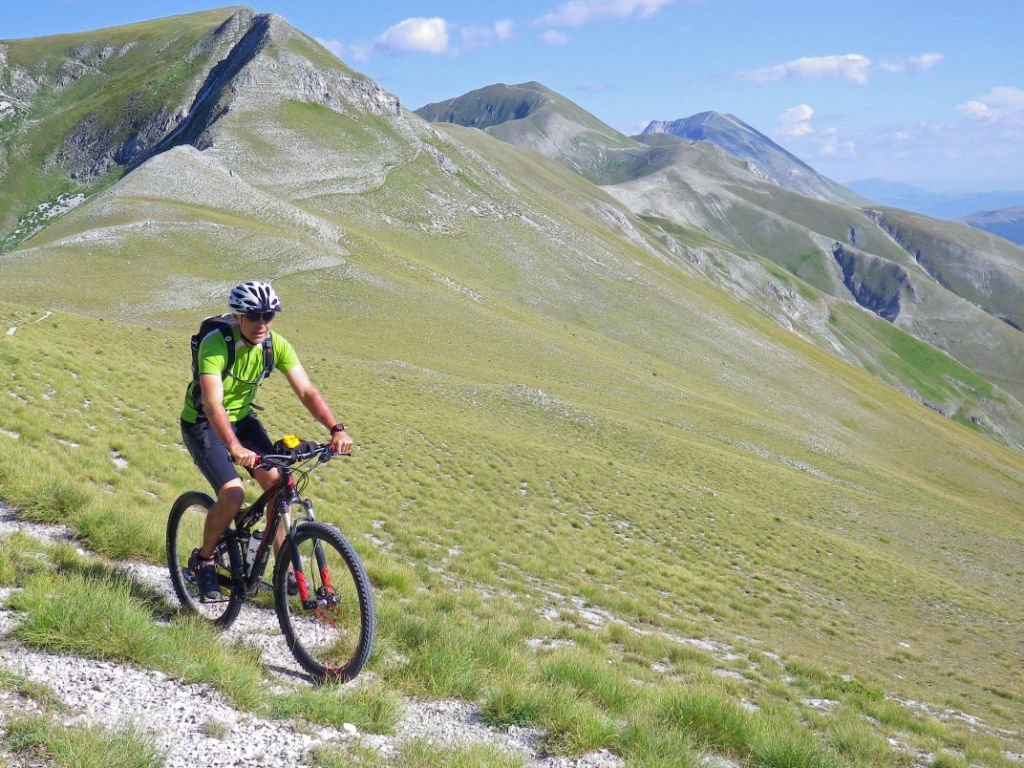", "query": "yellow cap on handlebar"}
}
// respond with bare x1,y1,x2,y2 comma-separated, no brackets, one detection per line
281,434,301,449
